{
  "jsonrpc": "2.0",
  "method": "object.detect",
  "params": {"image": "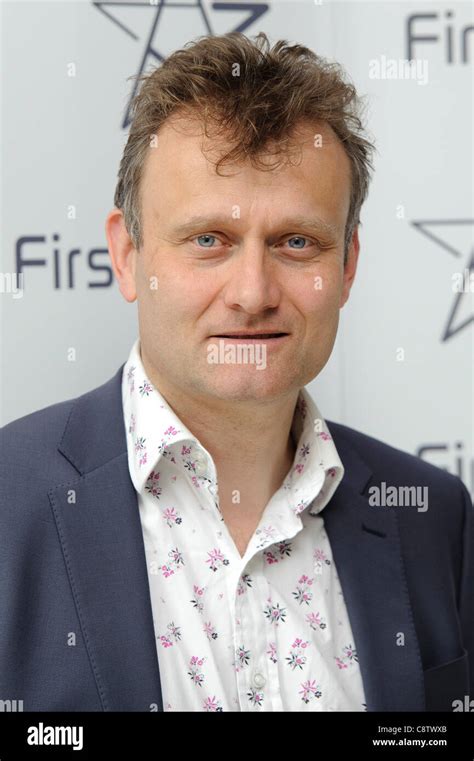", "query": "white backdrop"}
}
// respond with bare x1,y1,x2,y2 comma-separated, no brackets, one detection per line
1,0,473,498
